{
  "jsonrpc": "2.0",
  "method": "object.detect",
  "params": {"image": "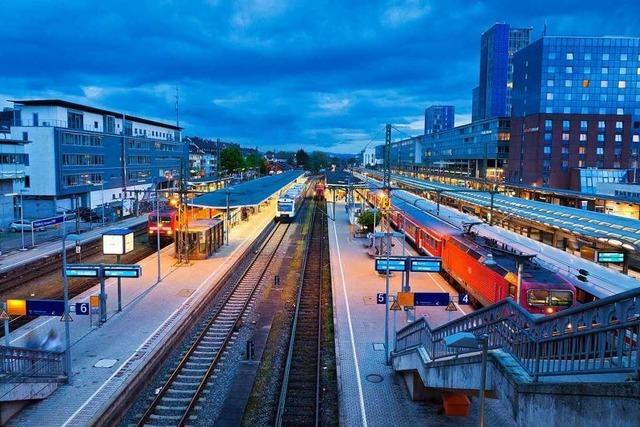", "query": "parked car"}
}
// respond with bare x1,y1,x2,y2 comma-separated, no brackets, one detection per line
9,220,46,232
76,207,102,222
